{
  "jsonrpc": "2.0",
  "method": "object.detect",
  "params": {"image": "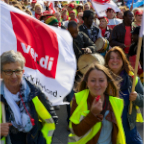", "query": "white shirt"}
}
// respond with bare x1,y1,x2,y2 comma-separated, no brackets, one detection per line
107,18,122,29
